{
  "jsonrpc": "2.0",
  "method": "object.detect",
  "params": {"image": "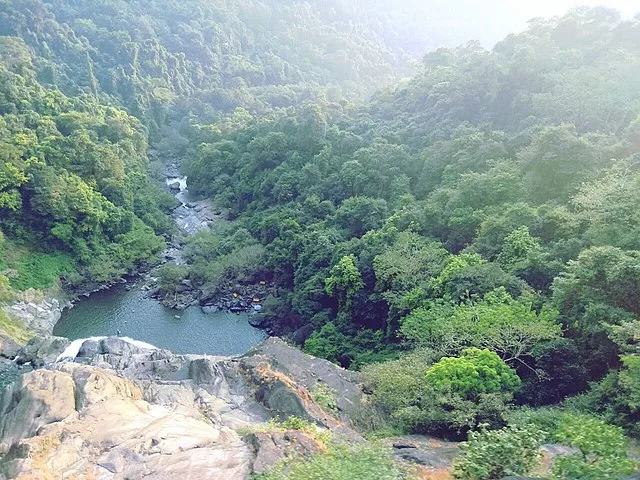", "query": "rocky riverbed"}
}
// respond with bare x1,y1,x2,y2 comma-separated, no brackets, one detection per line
148,168,276,318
